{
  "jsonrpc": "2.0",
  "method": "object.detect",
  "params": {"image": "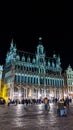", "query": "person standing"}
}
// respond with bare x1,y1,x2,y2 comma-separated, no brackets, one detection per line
7,98,10,106
44,97,49,111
